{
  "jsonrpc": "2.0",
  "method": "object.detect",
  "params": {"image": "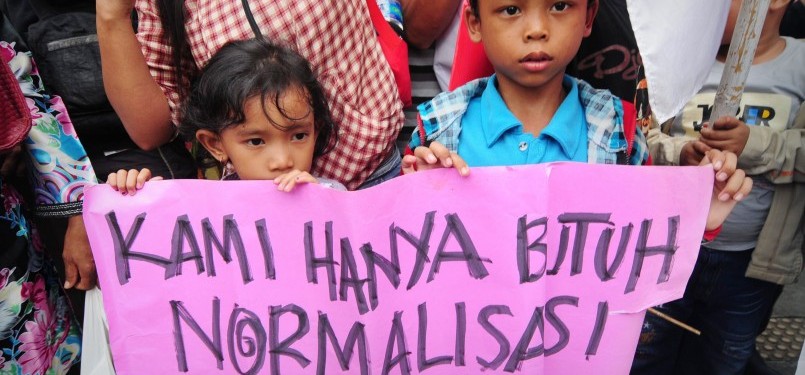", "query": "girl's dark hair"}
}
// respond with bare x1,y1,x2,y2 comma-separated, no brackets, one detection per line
179,38,337,158
156,0,198,98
